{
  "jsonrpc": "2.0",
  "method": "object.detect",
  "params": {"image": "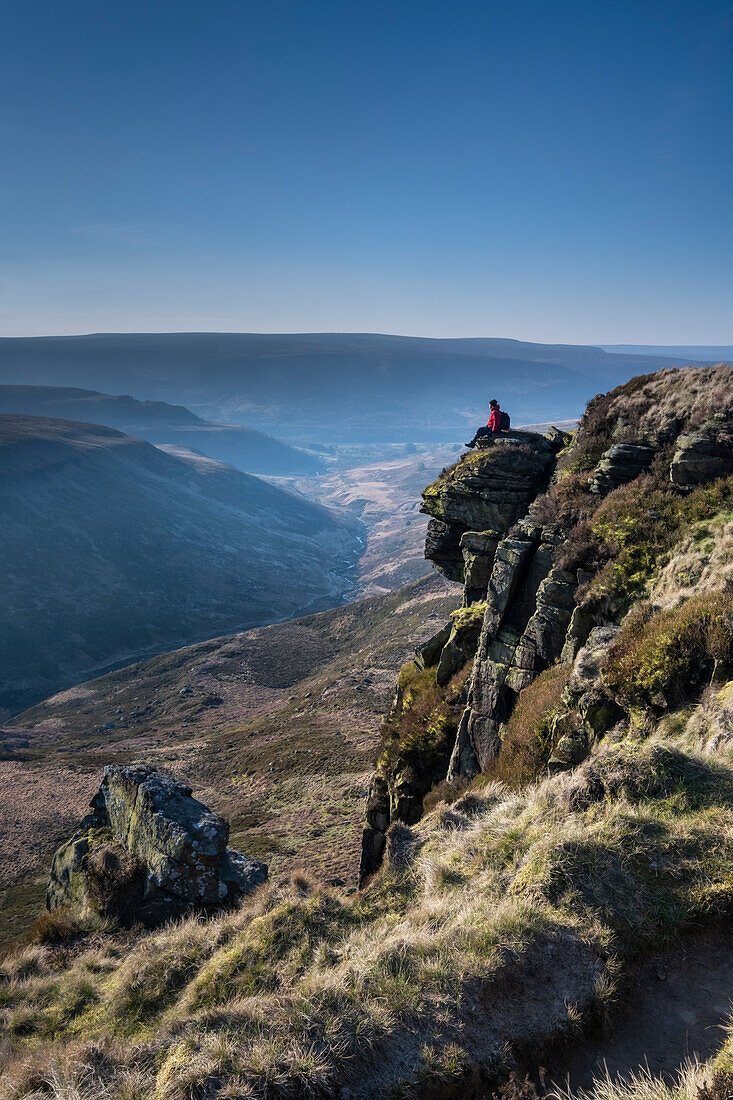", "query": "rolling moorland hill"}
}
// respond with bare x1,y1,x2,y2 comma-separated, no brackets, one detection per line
2,365,733,1099
0,414,359,717
0,332,713,443
0,385,322,476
